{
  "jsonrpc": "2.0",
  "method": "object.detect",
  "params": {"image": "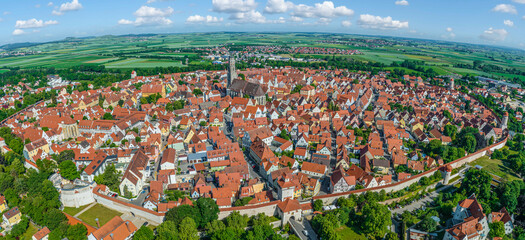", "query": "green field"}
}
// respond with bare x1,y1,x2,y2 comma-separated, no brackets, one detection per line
20,222,38,240
77,204,122,227
1,32,525,82
334,226,367,240
63,204,90,216
104,58,184,69
469,156,521,181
